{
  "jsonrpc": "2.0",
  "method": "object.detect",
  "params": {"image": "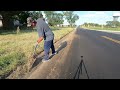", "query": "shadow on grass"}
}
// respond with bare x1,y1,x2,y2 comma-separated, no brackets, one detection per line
31,41,67,69
0,27,60,35
0,29,37,35
0,30,17,35
0,29,61,35
0,70,13,79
